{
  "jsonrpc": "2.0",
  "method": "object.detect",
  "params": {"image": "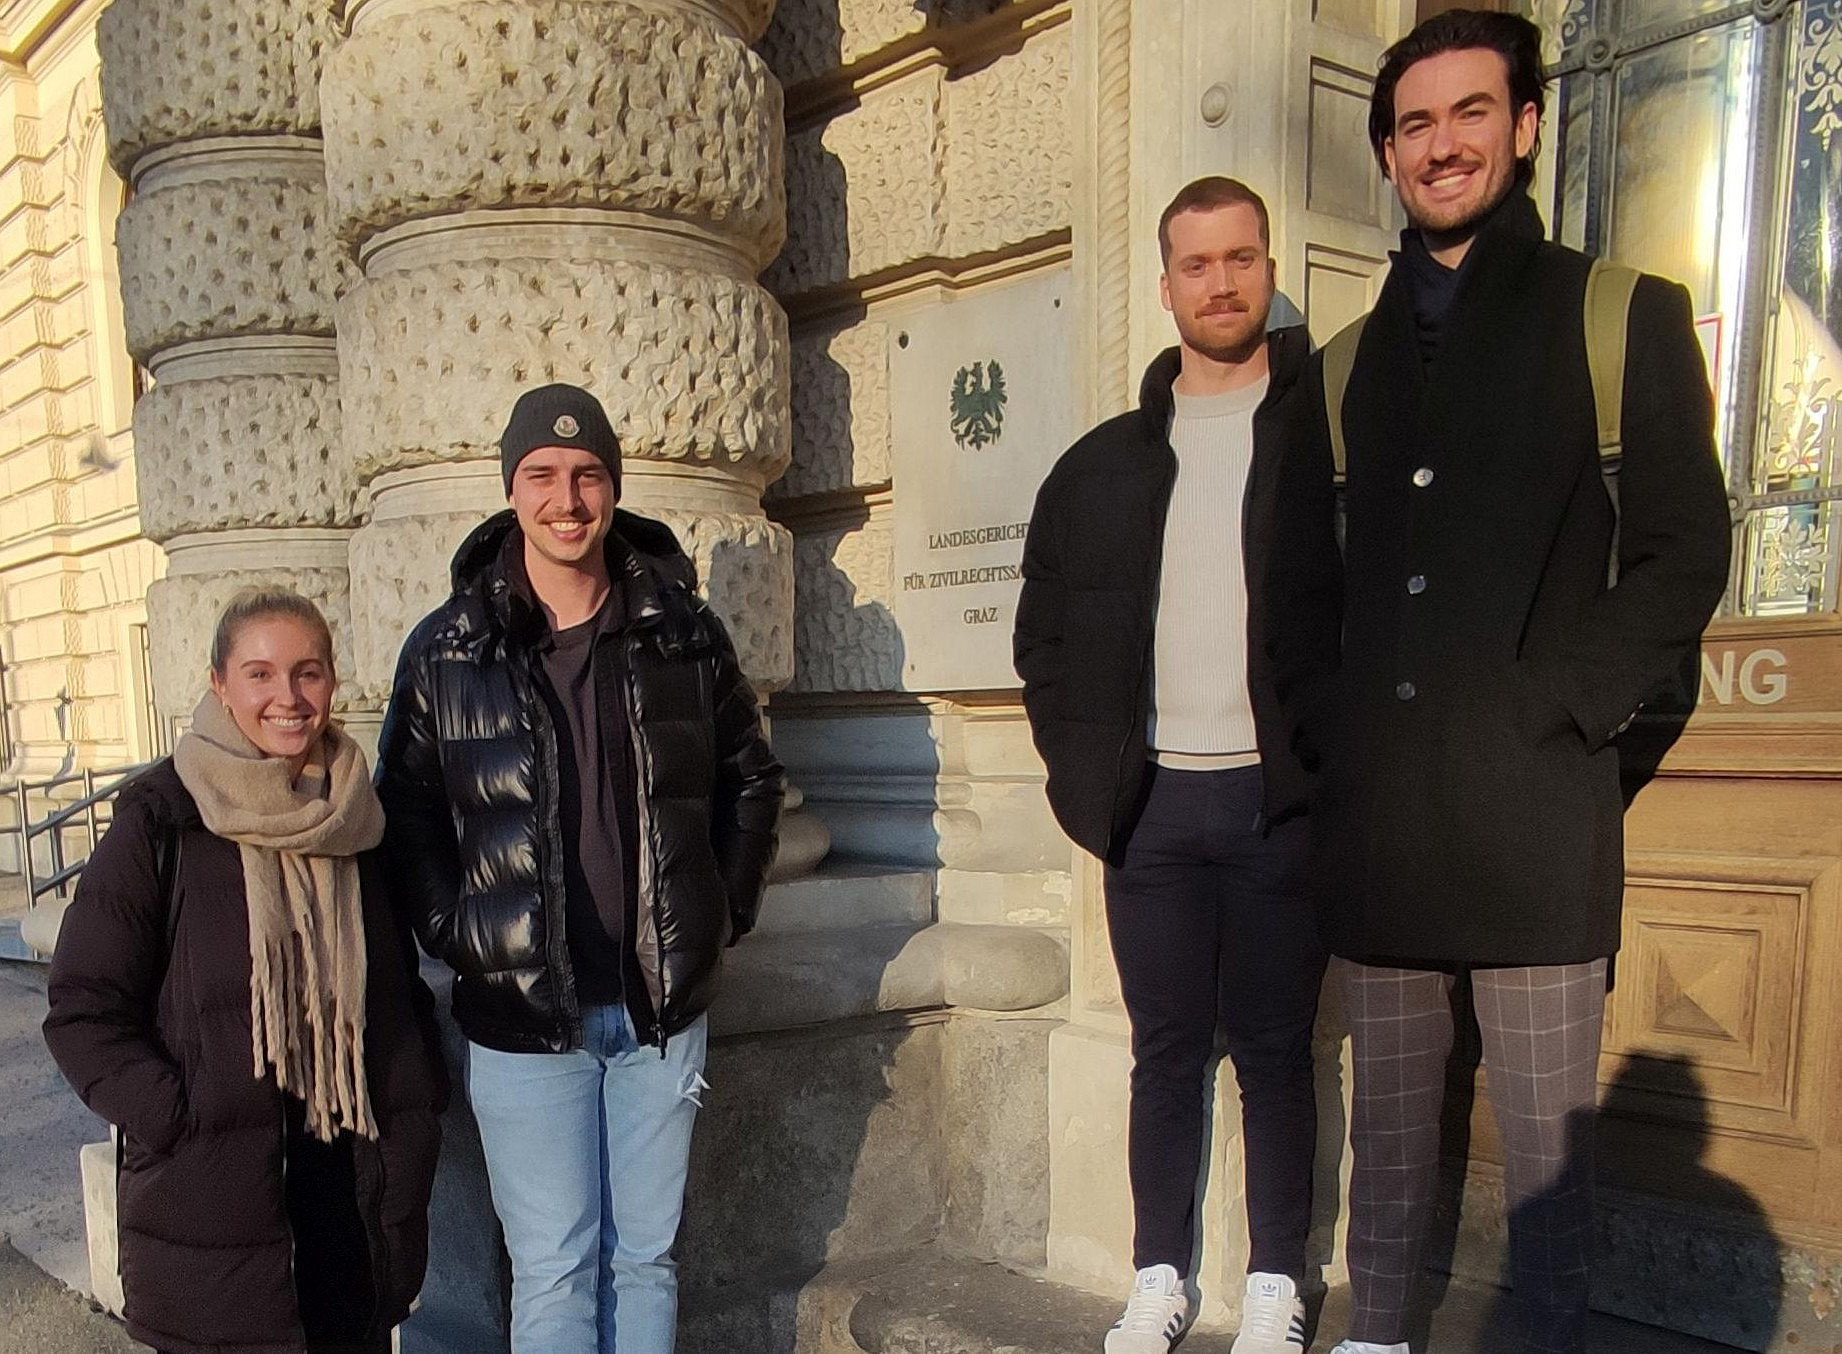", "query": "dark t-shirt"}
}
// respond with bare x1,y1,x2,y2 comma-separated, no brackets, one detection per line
535,592,637,1006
